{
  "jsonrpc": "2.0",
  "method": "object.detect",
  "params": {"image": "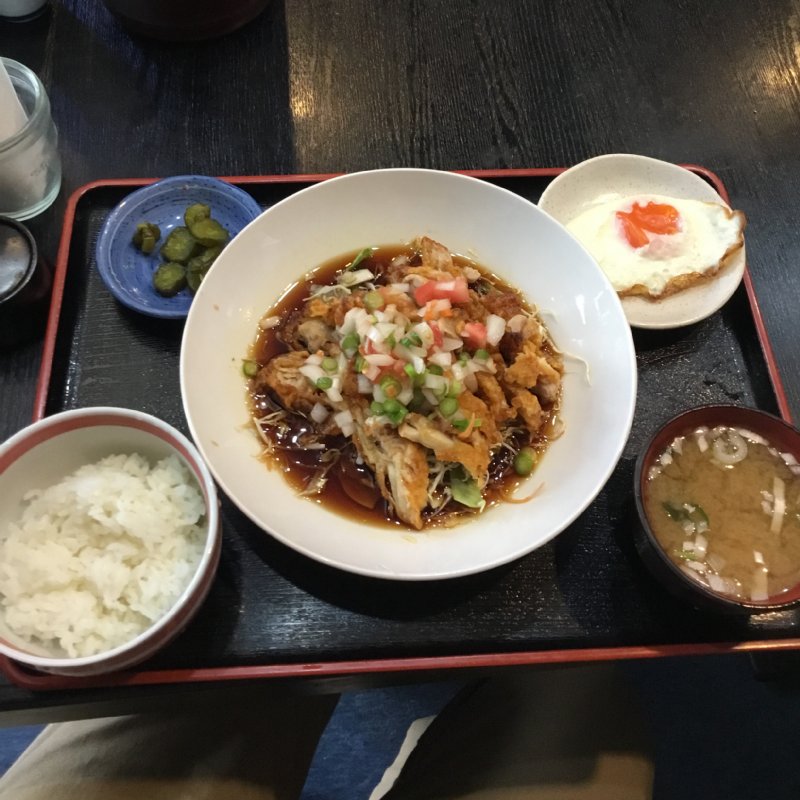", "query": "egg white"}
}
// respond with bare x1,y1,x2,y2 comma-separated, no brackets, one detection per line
566,194,745,298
